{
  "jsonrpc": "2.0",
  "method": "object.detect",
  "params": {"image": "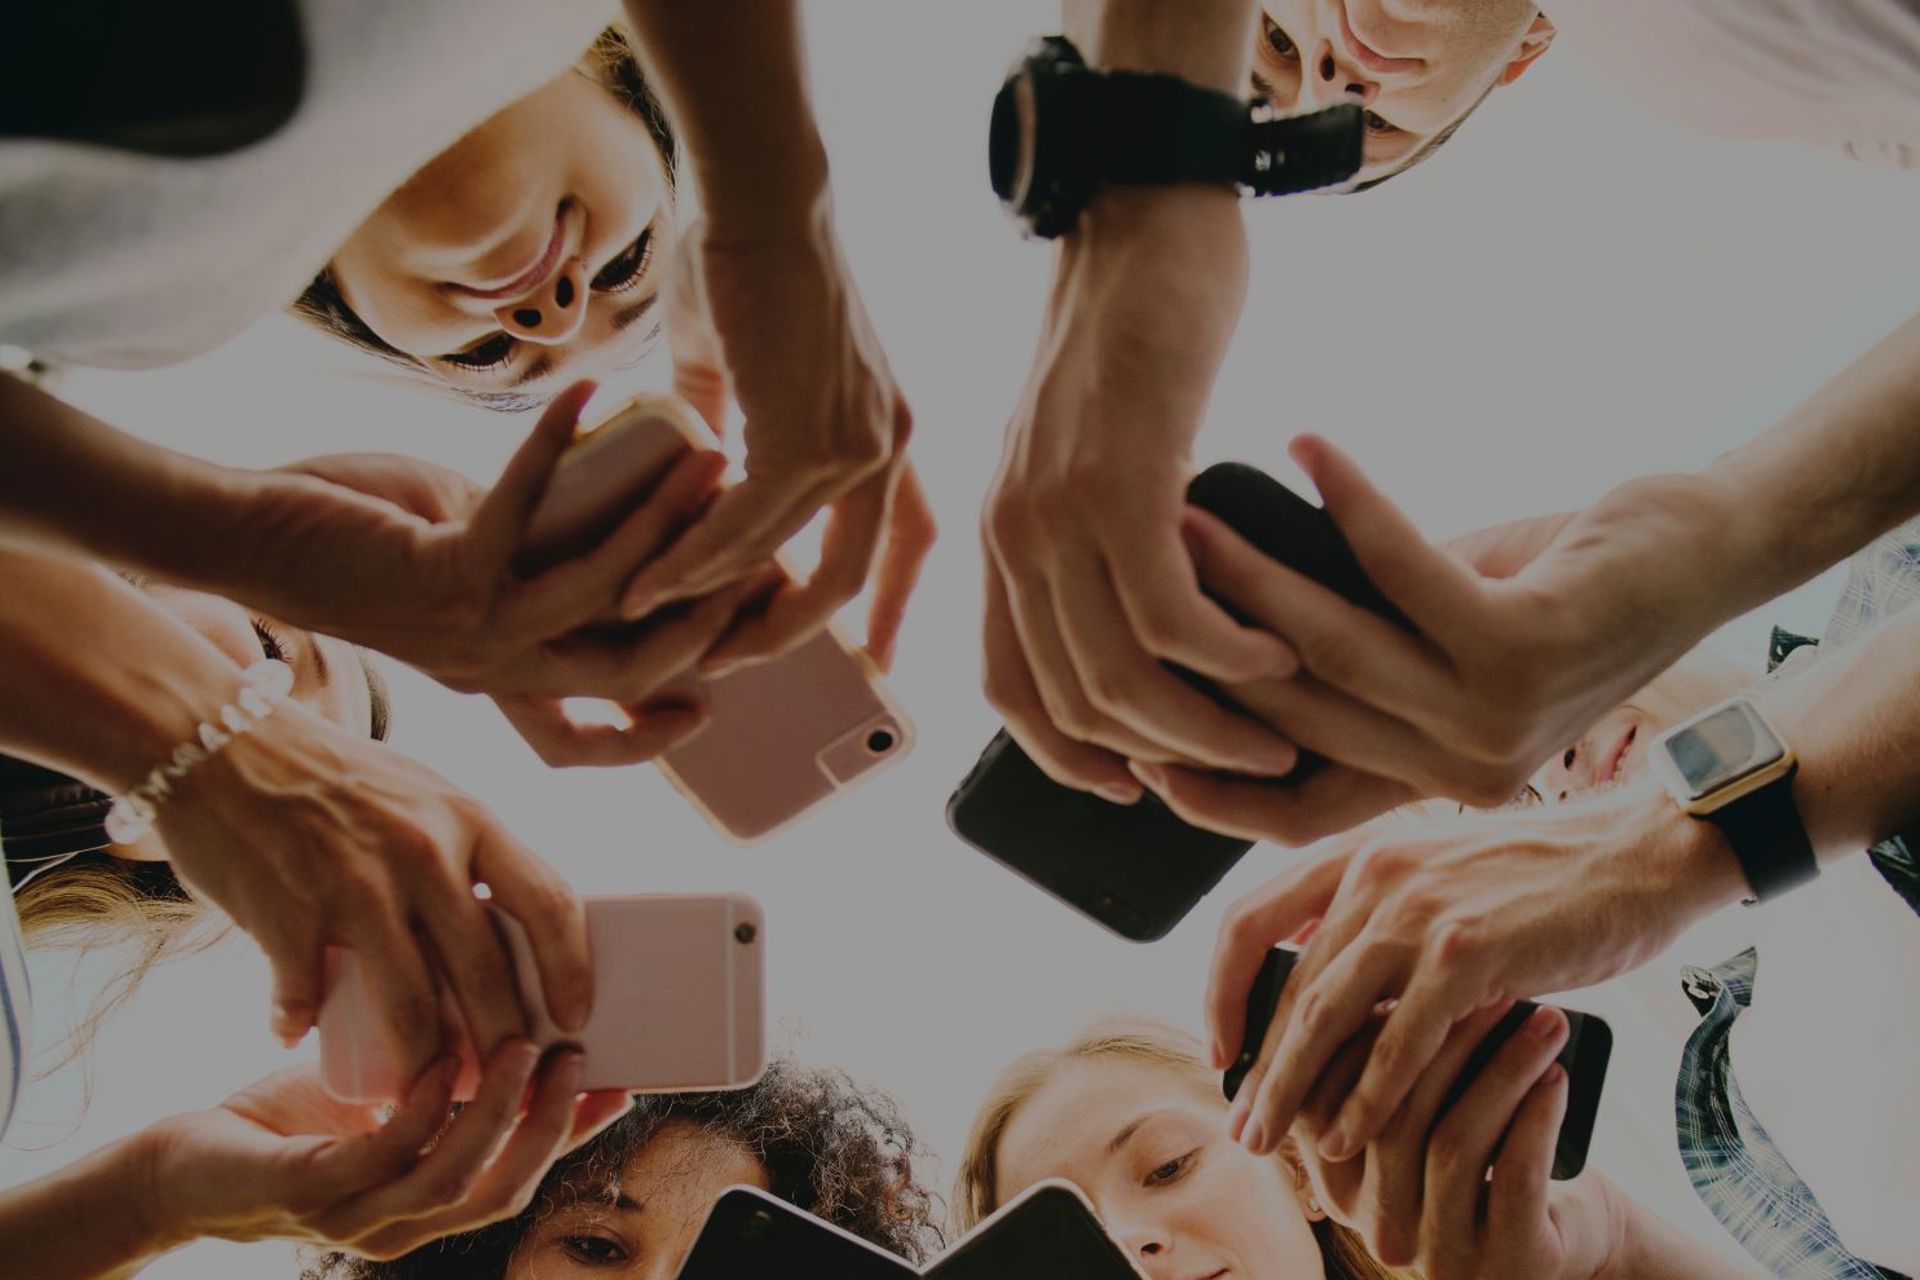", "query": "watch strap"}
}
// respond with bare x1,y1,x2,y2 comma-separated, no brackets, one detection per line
1706,767,1820,904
